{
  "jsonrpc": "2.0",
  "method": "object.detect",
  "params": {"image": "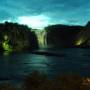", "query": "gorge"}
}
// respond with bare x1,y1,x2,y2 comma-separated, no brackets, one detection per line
0,21,90,53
